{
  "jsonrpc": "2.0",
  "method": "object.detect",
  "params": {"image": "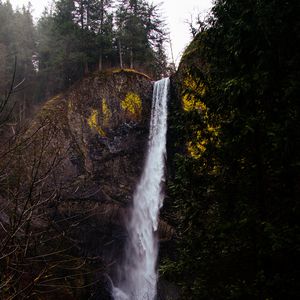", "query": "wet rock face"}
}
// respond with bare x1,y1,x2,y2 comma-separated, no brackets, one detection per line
29,70,151,202
22,68,175,235
64,70,153,202
14,70,155,261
